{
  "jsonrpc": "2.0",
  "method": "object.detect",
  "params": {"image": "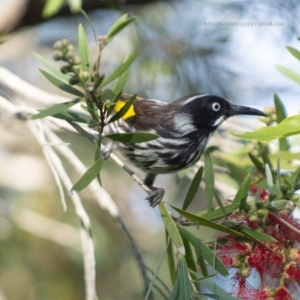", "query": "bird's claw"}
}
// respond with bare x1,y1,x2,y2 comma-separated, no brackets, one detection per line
146,187,165,208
